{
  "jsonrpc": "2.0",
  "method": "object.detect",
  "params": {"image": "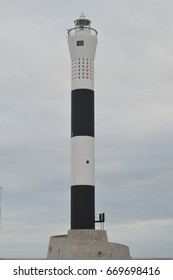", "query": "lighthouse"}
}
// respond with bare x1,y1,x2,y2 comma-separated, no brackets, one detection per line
47,14,131,259
68,13,97,229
